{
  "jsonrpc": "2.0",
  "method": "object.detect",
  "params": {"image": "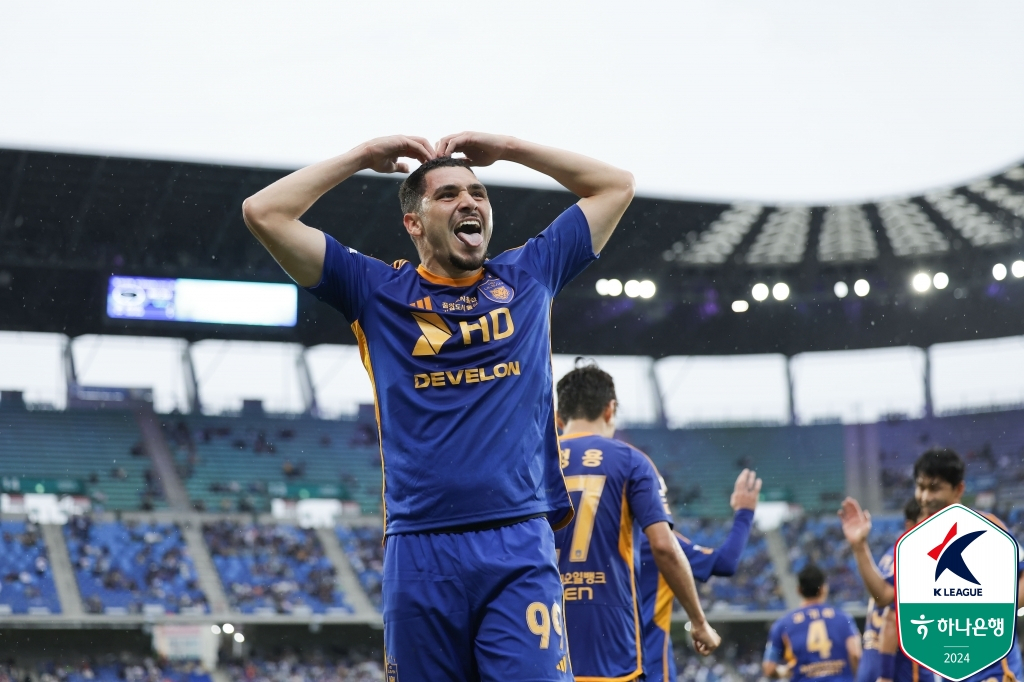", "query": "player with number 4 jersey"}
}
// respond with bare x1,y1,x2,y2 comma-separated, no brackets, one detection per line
764,564,862,682
554,364,720,681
